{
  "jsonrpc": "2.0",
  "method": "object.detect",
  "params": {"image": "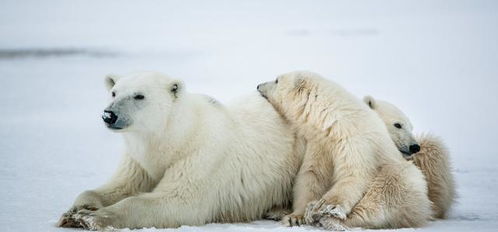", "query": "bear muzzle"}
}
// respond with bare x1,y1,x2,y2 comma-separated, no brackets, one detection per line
102,110,118,125
257,82,274,100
